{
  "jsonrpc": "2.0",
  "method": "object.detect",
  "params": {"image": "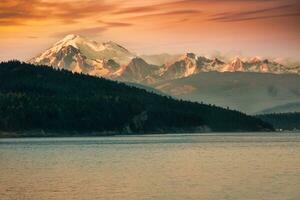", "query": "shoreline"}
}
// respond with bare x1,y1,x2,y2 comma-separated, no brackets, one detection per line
1,129,297,139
